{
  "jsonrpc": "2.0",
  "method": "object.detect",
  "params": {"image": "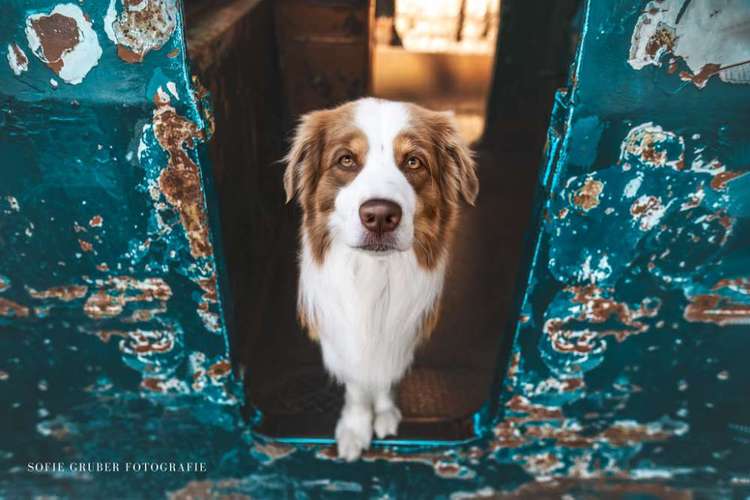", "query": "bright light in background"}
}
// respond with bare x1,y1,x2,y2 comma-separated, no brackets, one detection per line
373,0,501,143
394,0,500,54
